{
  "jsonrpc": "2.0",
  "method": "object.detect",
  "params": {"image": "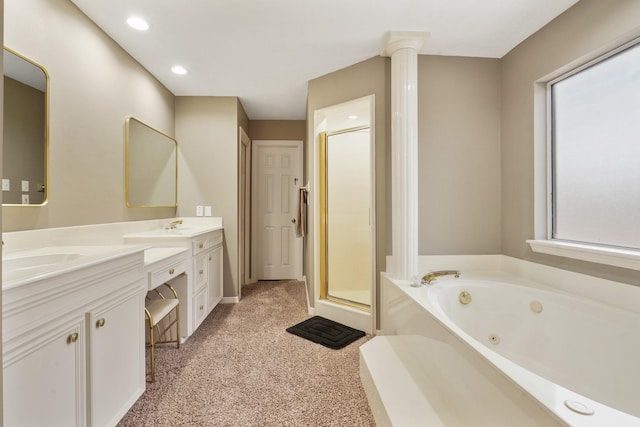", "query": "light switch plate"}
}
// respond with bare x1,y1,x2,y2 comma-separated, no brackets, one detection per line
22,194,30,204
21,180,29,192
196,205,204,217
204,206,212,217
2,179,9,191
